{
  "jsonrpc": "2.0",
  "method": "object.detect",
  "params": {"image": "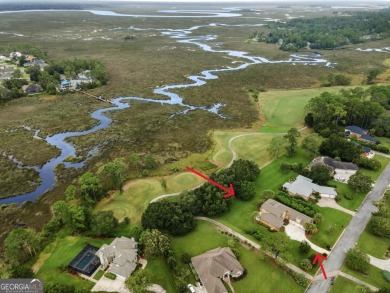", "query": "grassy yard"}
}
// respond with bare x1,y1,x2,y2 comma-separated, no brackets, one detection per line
357,229,389,259
258,86,360,133
333,182,366,211
143,257,177,293
94,172,204,224
360,154,390,181
93,270,104,281
35,231,113,291
308,208,352,249
329,276,369,293
170,220,304,293
341,263,390,289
